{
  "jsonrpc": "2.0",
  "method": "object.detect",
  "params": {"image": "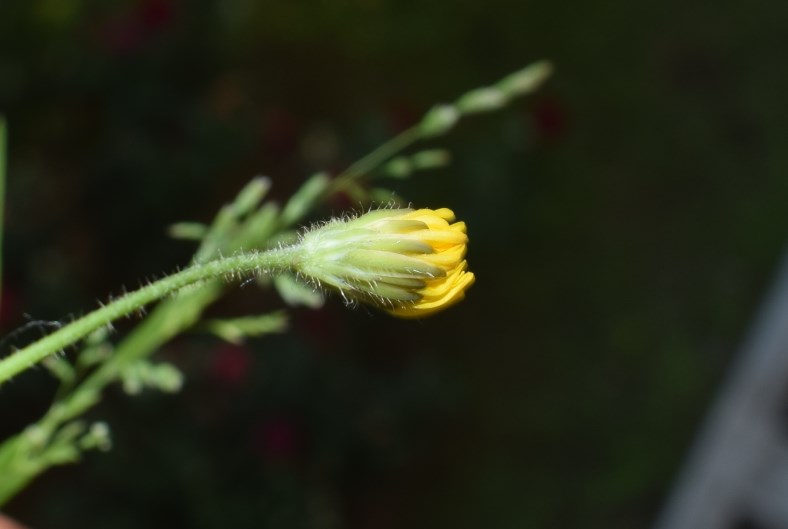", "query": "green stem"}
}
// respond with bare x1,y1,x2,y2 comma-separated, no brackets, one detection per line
0,246,298,385
328,126,423,193
0,117,6,319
